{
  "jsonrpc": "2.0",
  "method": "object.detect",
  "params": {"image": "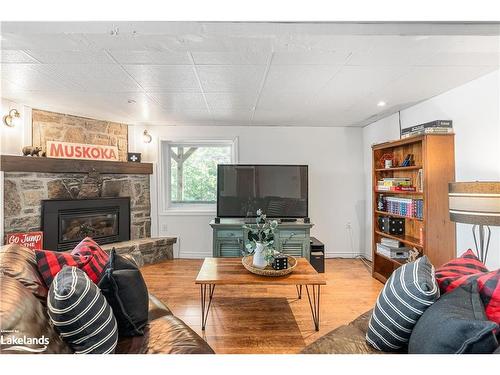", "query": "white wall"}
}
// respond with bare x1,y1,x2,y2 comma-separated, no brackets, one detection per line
131,125,366,259
0,99,32,156
362,69,500,269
